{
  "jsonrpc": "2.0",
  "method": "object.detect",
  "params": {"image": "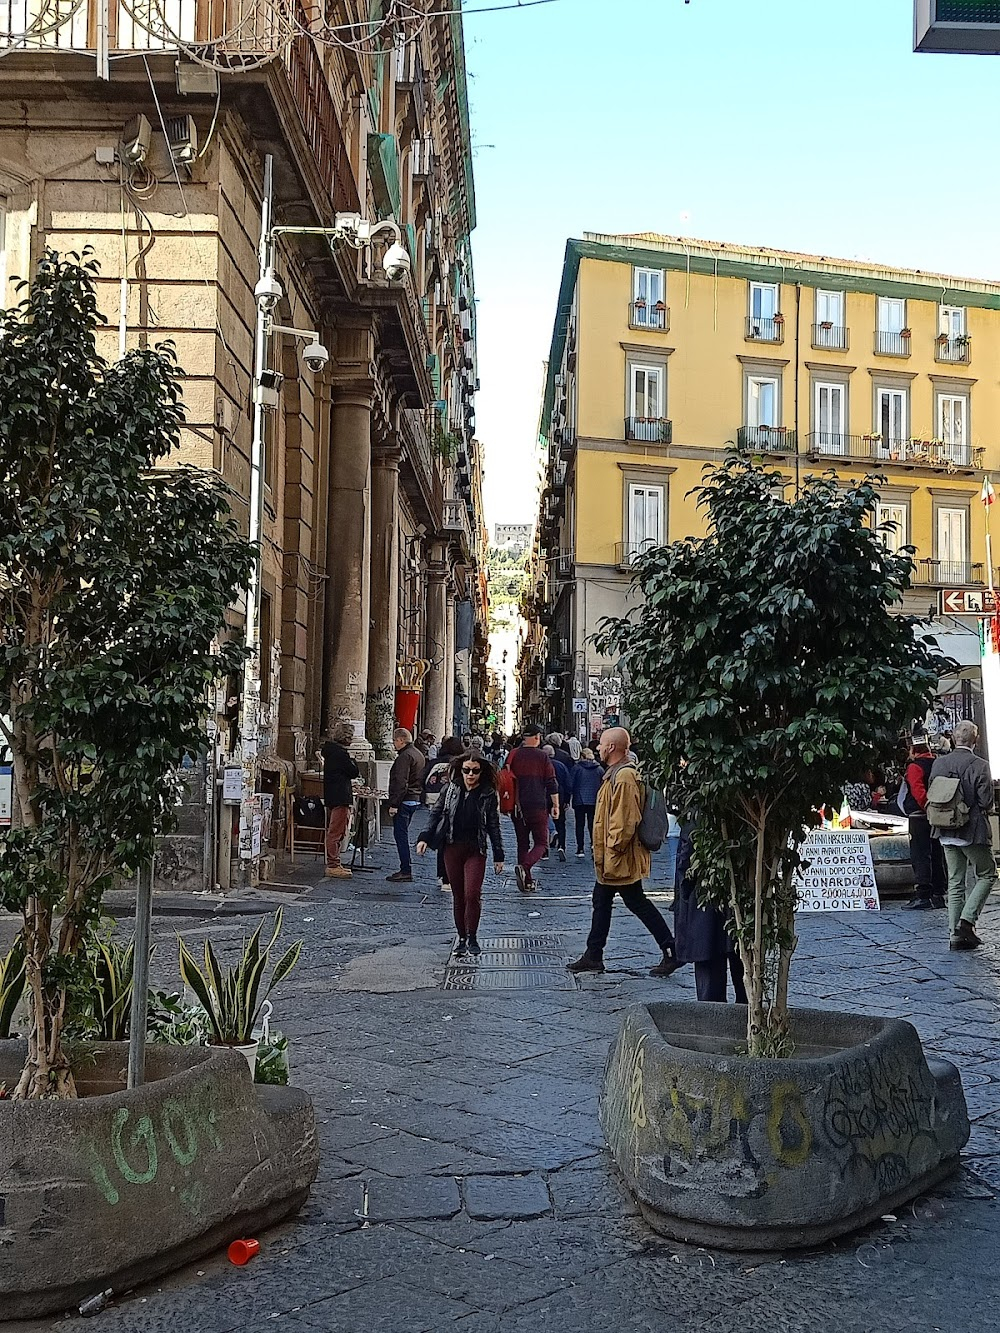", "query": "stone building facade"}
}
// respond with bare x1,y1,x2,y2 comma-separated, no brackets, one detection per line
0,0,487,883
